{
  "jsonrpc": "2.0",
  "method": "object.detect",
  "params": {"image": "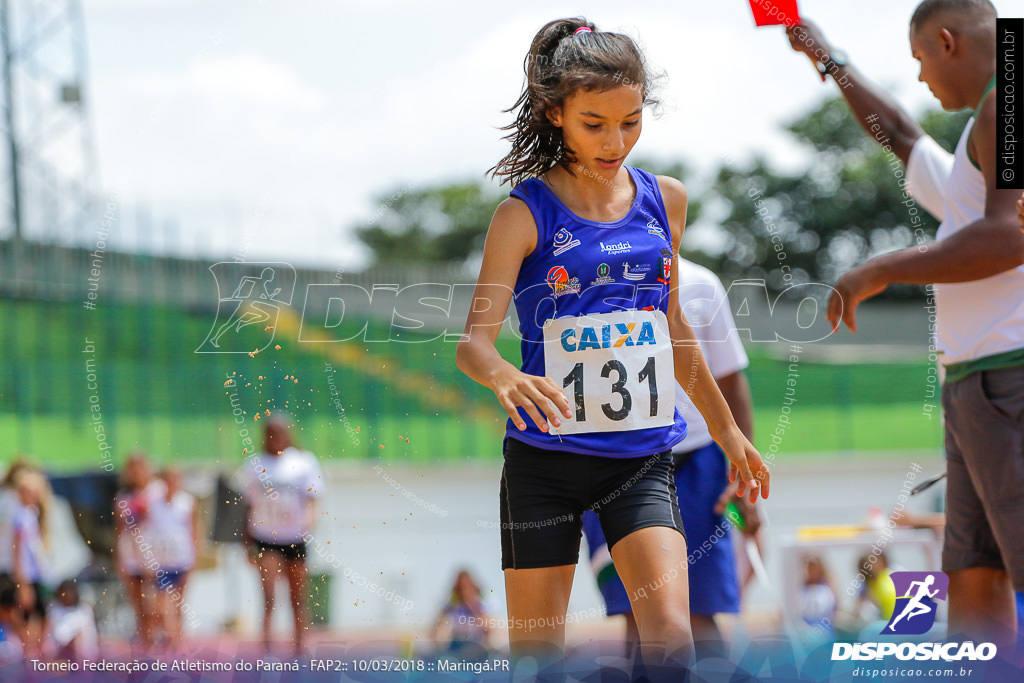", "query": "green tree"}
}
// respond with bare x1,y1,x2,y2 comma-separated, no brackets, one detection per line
630,158,704,227
355,182,504,265
354,161,702,267
704,96,969,296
